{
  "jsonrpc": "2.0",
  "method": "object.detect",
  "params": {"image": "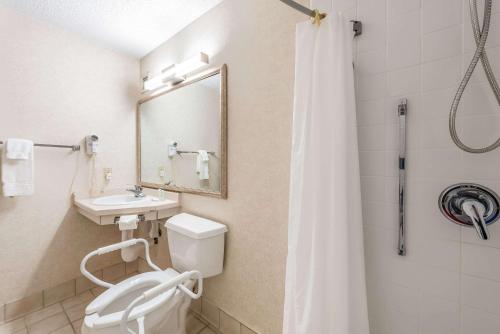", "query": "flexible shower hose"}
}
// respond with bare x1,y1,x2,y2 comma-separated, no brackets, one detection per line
450,0,500,153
